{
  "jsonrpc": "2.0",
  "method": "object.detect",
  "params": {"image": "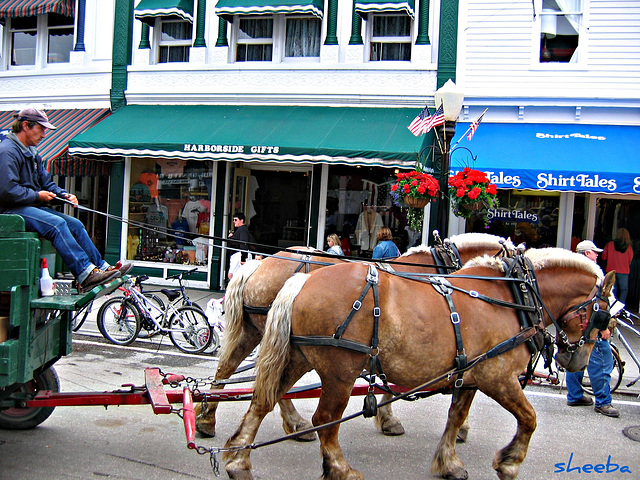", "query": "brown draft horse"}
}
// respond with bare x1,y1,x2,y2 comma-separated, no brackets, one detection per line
223,248,615,480
195,233,514,439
